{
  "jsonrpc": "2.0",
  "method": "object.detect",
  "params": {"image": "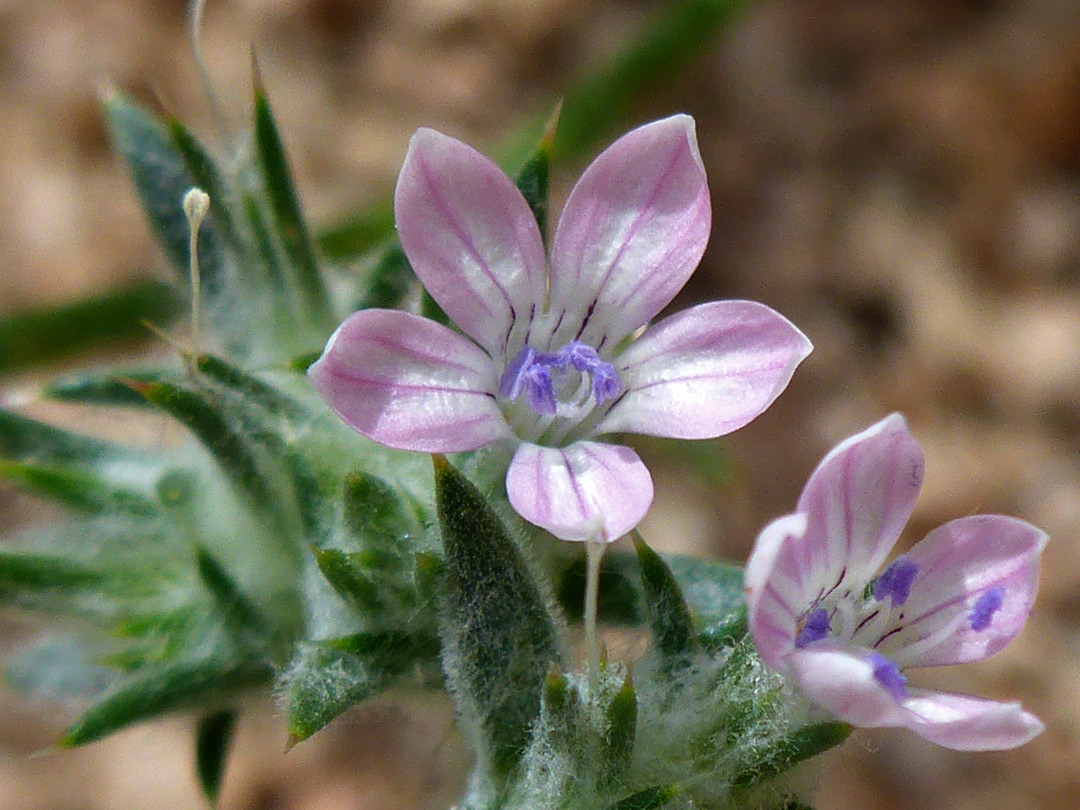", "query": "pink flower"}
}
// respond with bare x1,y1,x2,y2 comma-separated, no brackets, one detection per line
309,116,811,542
745,414,1046,750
